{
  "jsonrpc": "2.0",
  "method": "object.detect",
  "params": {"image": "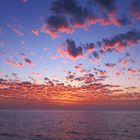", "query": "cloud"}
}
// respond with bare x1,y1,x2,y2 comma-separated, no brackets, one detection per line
128,68,137,74
32,28,40,36
5,60,24,68
41,0,93,38
114,71,121,77
0,79,5,84
66,72,96,85
43,15,73,39
18,52,26,58
74,65,87,73
44,77,54,86
0,74,139,107
105,63,116,68
50,0,91,29
100,30,140,52
119,57,128,66
57,39,97,60
84,43,95,54
89,51,100,62
90,0,117,15
32,72,41,78
57,29,140,62
130,0,140,20
97,70,107,77
66,71,76,81
50,55,57,60
5,53,34,67
57,39,83,60
40,0,134,38
24,58,34,65
50,0,88,16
